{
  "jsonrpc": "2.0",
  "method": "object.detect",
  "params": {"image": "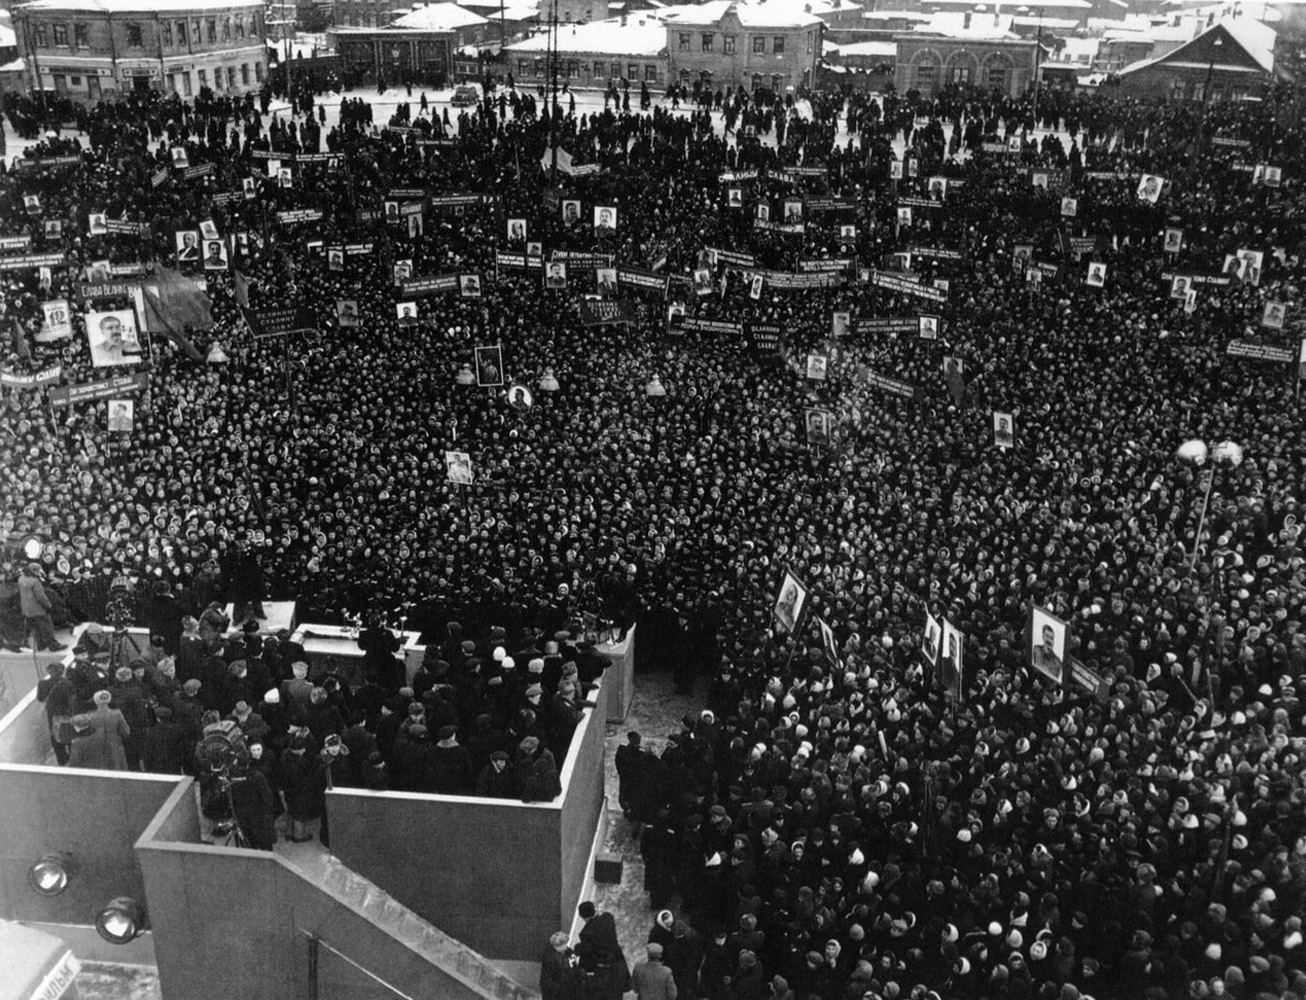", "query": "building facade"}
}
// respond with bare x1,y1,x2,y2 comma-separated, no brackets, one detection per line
894,24,1036,97
13,0,268,101
1116,18,1284,101
331,3,487,82
503,15,666,88
664,0,821,91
